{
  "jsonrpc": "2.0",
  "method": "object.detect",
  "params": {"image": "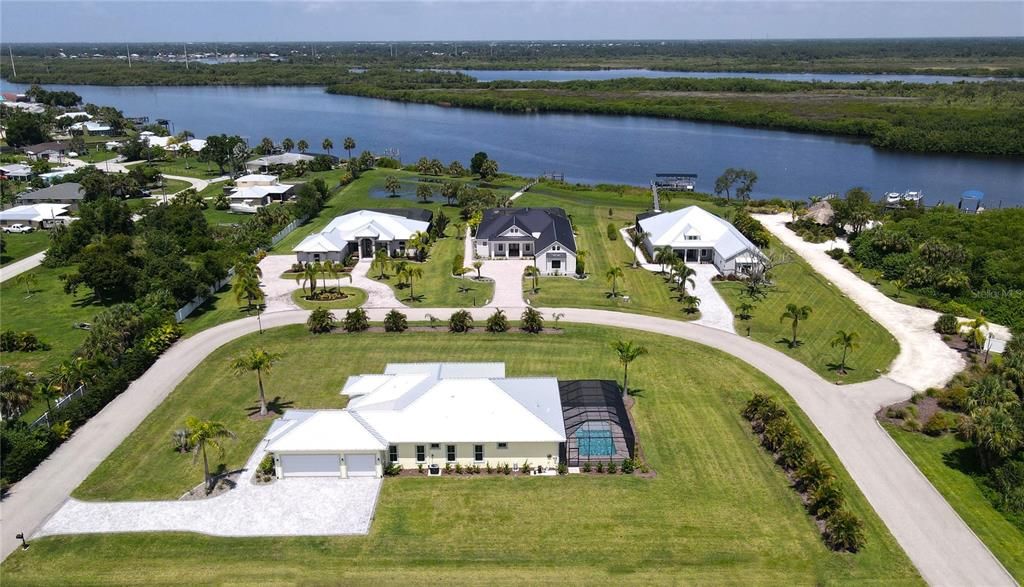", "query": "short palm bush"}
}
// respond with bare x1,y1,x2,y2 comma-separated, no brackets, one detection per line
809,480,845,519
342,308,369,332
485,309,508,333
383,309,408,333
448,310,474,333
520,307,544,333
824,509,866,552
306,307,336,334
